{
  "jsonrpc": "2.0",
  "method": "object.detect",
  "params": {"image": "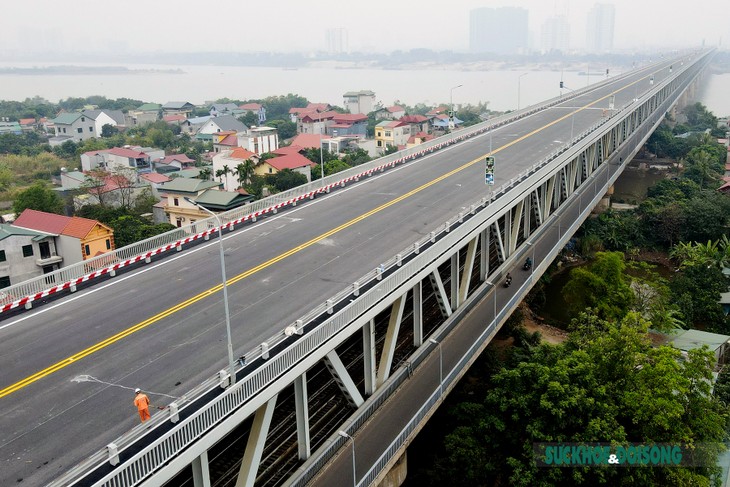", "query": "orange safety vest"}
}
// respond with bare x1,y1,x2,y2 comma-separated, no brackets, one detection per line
134,393,150,411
